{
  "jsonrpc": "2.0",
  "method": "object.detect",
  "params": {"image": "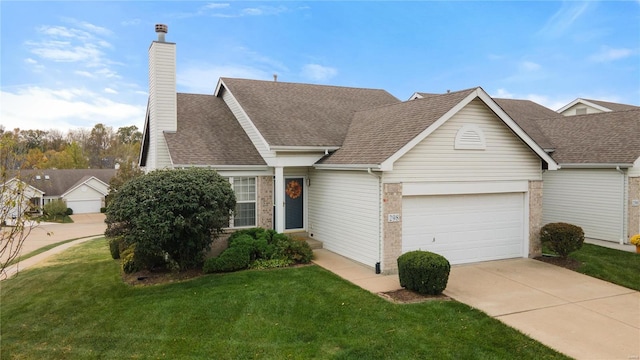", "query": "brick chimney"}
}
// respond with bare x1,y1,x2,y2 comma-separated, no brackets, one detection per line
146,23,176,170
